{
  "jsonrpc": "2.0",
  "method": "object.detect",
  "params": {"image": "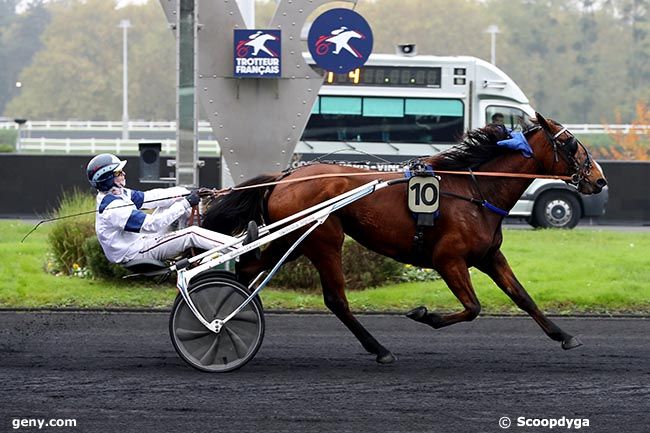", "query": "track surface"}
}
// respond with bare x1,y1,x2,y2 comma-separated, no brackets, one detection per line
0,312,647,432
